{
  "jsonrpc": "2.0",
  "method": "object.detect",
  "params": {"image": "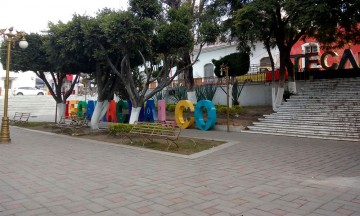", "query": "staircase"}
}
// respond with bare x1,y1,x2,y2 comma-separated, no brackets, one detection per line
245,78,360,142
0,95,90,120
